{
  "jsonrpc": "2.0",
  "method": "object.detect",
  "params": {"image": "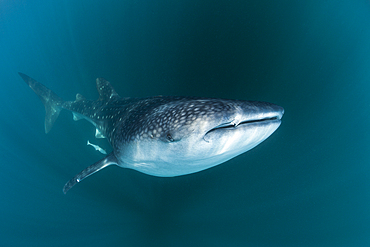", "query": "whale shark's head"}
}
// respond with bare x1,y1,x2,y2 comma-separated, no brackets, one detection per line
116,98,284,177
